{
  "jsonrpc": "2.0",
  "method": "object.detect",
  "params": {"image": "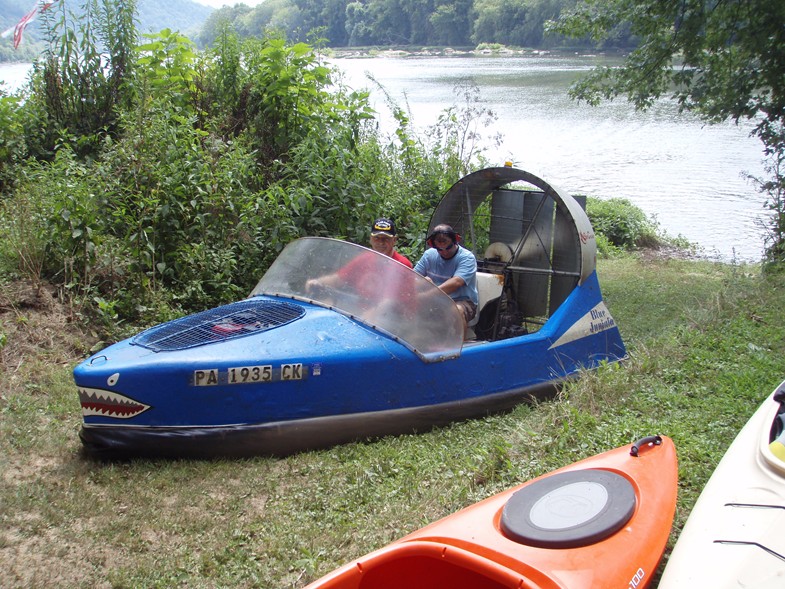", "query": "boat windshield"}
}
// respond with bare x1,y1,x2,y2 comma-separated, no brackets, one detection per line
250,237,464,362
